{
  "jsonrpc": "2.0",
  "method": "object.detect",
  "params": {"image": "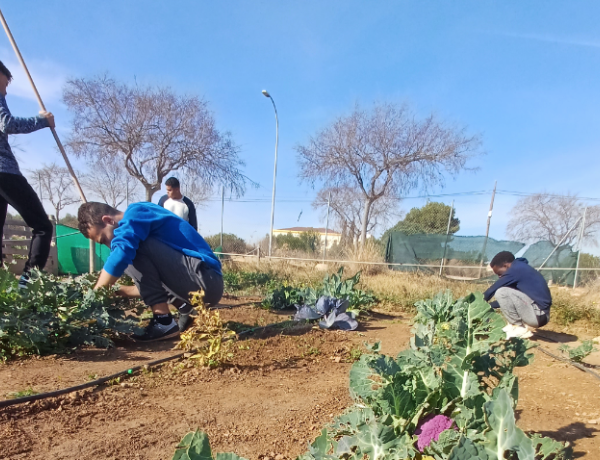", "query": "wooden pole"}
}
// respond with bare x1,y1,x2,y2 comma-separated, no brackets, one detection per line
478,181,497,278
0,8,95,272
439,200,454,277
573,207,587,289
220,185,225,248
323,191,330,263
